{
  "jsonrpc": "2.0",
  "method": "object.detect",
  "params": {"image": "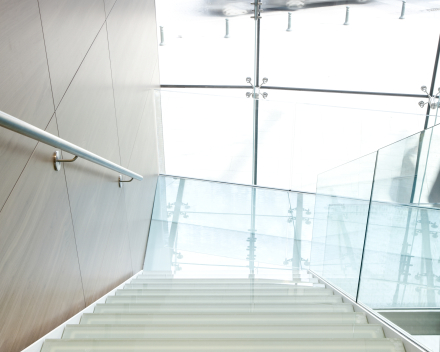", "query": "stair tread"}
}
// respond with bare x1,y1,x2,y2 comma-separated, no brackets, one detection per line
41,338,405,352
62,324,384,339
130,280,319,285
116,284,326,295
105,296,342,304
124,283,325,289
93,303,354,313
135,277,314,281
115,288,332,296
80,312,368,325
